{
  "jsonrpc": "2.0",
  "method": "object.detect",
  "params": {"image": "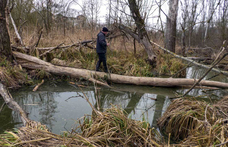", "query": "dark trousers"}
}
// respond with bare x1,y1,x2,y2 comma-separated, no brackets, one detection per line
96,53,108,72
